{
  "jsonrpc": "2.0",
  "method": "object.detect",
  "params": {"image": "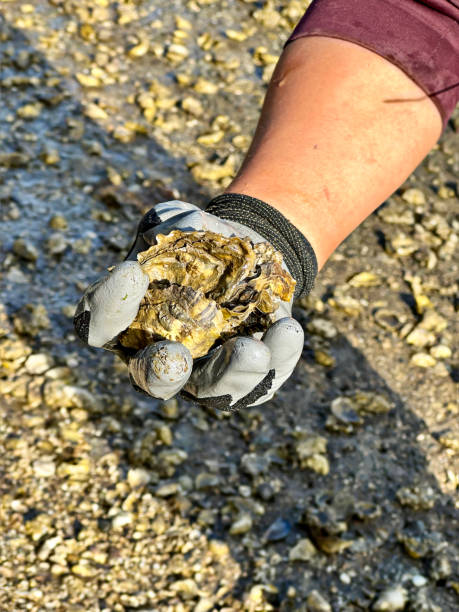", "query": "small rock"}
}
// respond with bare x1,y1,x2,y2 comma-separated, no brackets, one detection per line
33,457,56,478
373,585,407,611
13,238,38,262
263,517,291,542
127,467,150,488
14,304,50,336
256,482,275,501
181,96,204,116
42,148,60,165
429,344,451,359
71,562,98,578
306,589,332,612
419,310,447,333
166,43,189,62
195,472,220,490
402,188,426,205
410,352,436,368
240,453,270,477
17,102,42,119
170,578,198,599
208,539,229,558
128,39,149,58
46,233,68,255
314,349,335,367
406,327,436,348
49,215,68,230
429,554,452,581
411,574,428,587
25,353,53,375
155,482,180,497
193,77,218,94
112,512,133,529
0,152,30,168
348,271,382,287
396,485,436,510
289,538,317,562
230,513,252,535
160,398,180,419
307,318,337,339
38,536,61,561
